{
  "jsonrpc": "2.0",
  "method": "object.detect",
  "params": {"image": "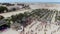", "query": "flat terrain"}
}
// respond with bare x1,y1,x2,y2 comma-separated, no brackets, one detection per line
1,3,60,34
30,3,60,10
1,3,60,18
0,9,32,18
